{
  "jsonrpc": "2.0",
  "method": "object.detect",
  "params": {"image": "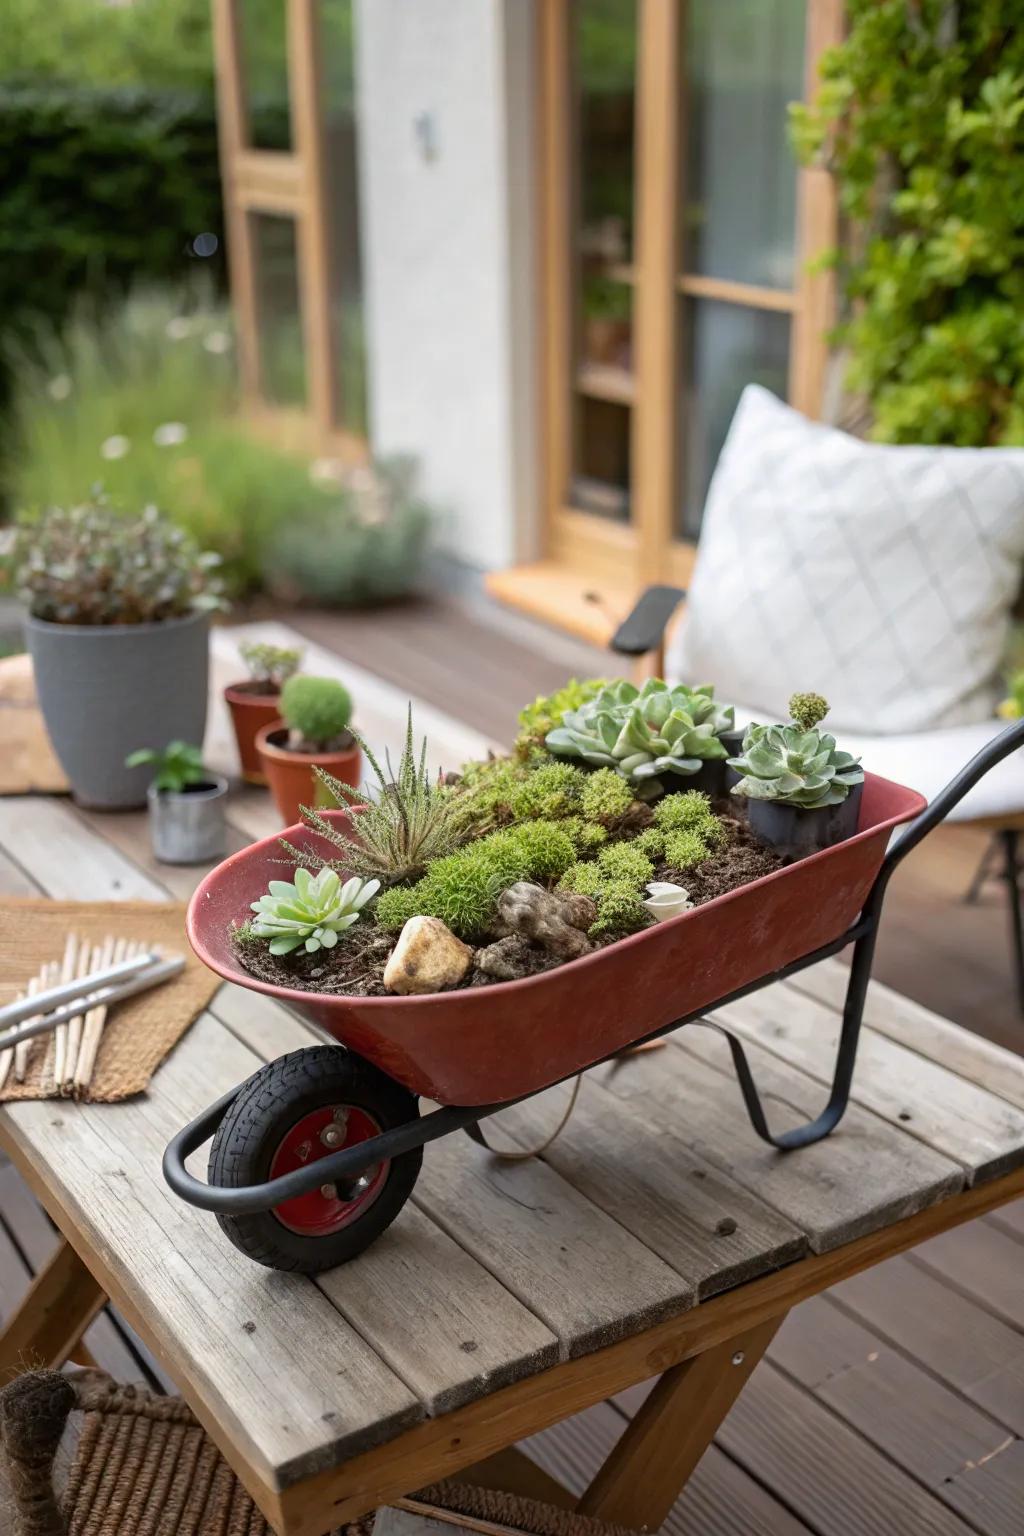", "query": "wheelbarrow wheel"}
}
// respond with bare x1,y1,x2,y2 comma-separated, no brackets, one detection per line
208,1045,422,1274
